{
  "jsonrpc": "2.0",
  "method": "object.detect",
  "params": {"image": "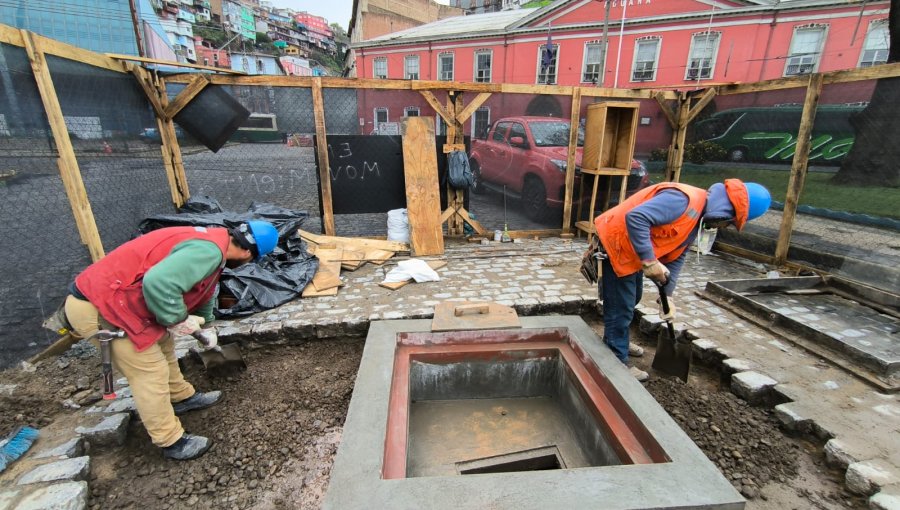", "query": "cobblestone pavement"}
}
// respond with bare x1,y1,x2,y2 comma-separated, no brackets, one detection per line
211,236,899,505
